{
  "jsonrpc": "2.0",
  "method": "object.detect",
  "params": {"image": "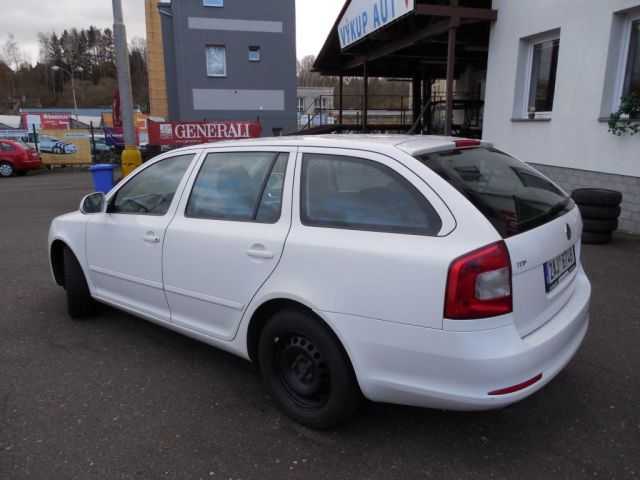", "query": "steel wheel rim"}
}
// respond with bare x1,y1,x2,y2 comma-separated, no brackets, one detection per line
274,334,330,409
